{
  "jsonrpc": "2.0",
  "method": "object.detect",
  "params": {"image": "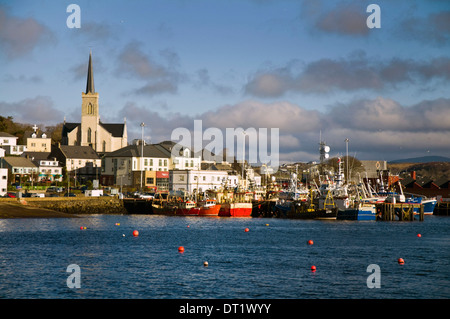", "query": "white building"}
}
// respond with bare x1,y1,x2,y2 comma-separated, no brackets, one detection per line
38,159,63,182
0,168,7,196
155,141,201,170
0,132,27,155
170,169,241,193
